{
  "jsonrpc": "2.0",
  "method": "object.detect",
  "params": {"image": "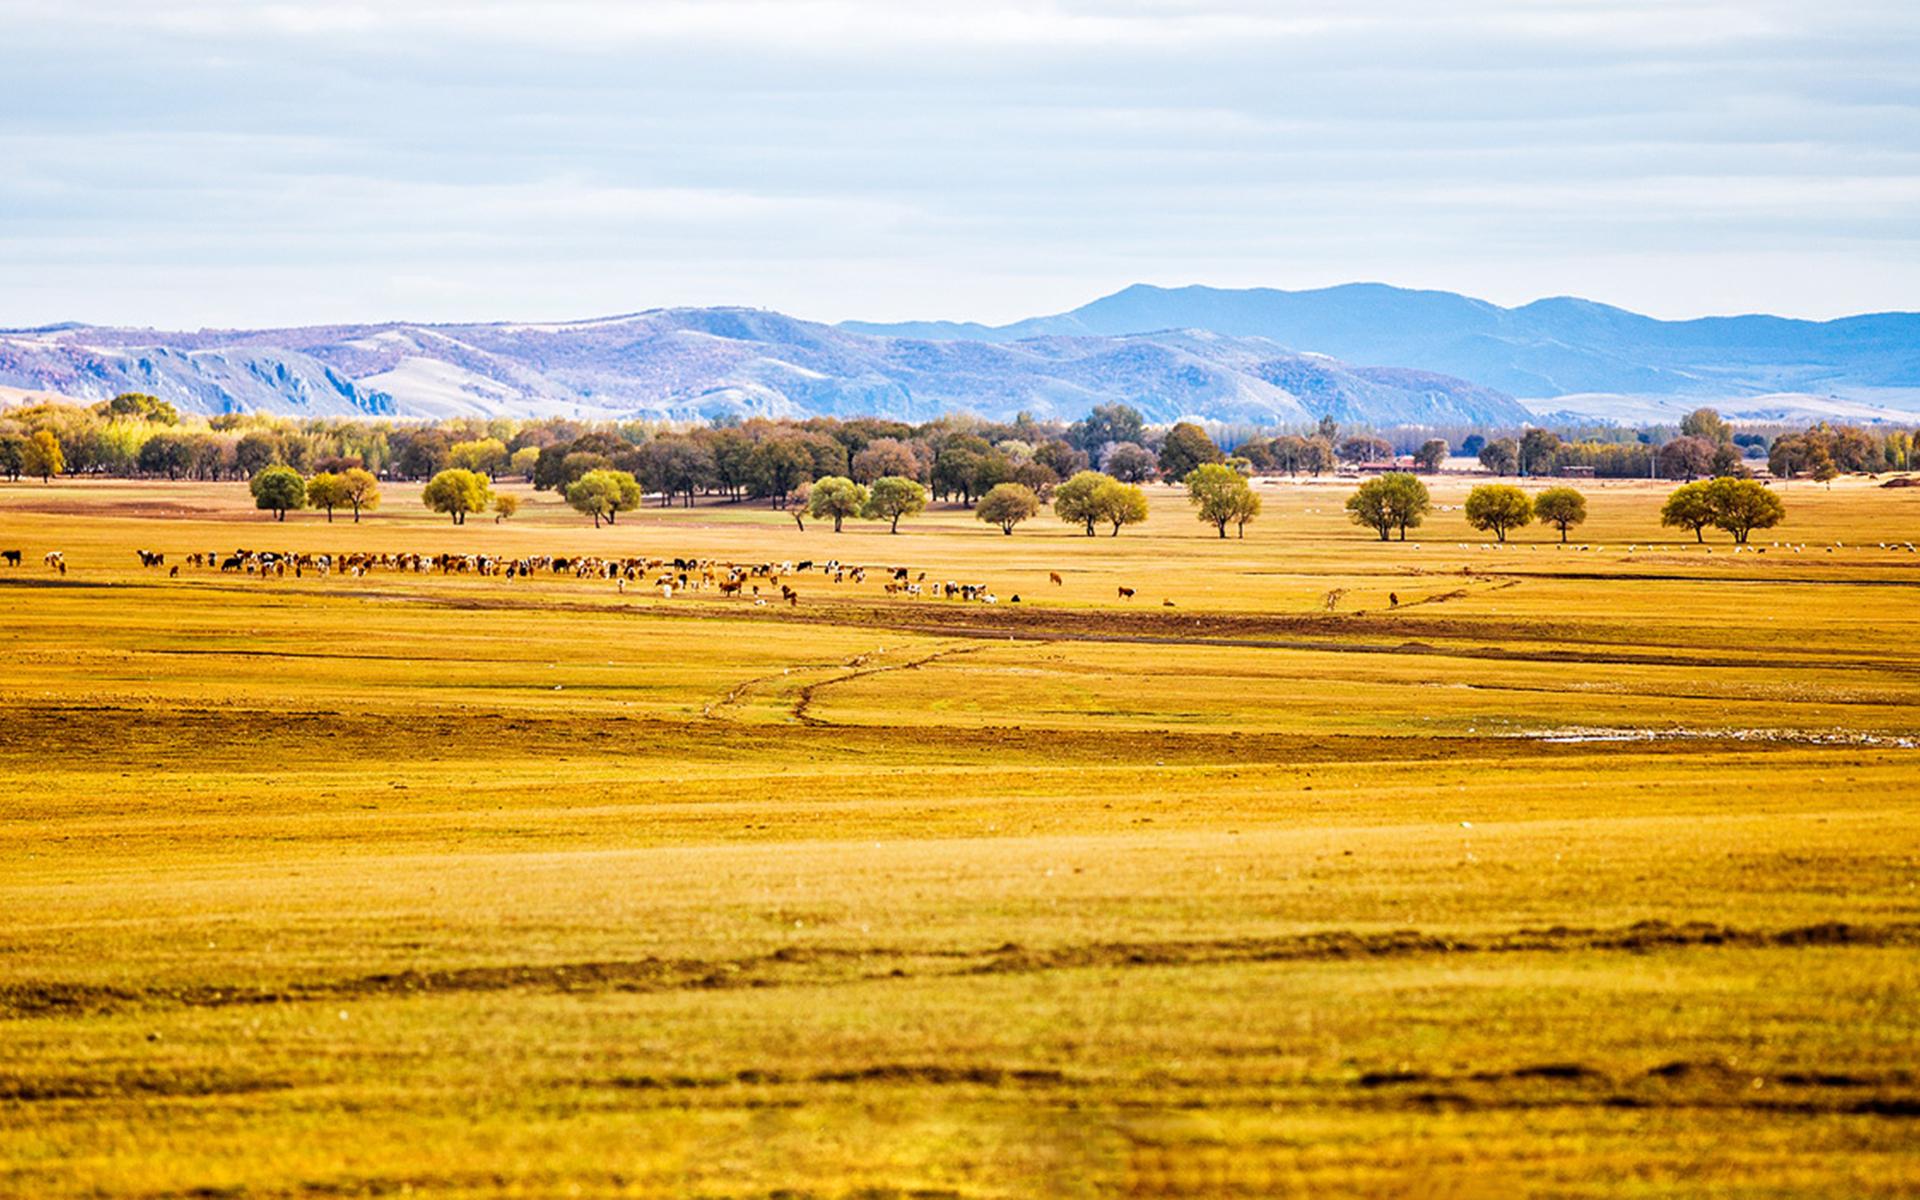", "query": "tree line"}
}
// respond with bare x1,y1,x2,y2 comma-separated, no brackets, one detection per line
2,395,1911,498
1345,474,1785,545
